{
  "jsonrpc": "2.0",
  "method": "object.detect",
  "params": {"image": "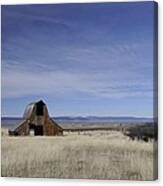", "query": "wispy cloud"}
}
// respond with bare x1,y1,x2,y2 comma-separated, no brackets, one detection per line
1,3,154,116
2,60,153,99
